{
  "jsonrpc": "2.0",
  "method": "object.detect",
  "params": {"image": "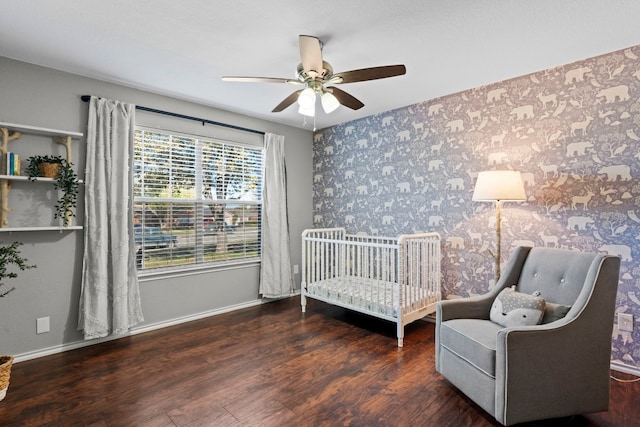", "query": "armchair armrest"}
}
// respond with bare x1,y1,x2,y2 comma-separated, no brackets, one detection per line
494,317,612,425
435,294,498,374
436,295,494,322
